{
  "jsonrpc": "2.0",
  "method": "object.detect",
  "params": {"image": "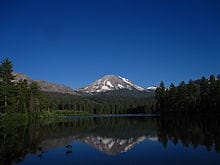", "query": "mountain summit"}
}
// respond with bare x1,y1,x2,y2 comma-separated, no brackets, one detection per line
78,75,146,94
